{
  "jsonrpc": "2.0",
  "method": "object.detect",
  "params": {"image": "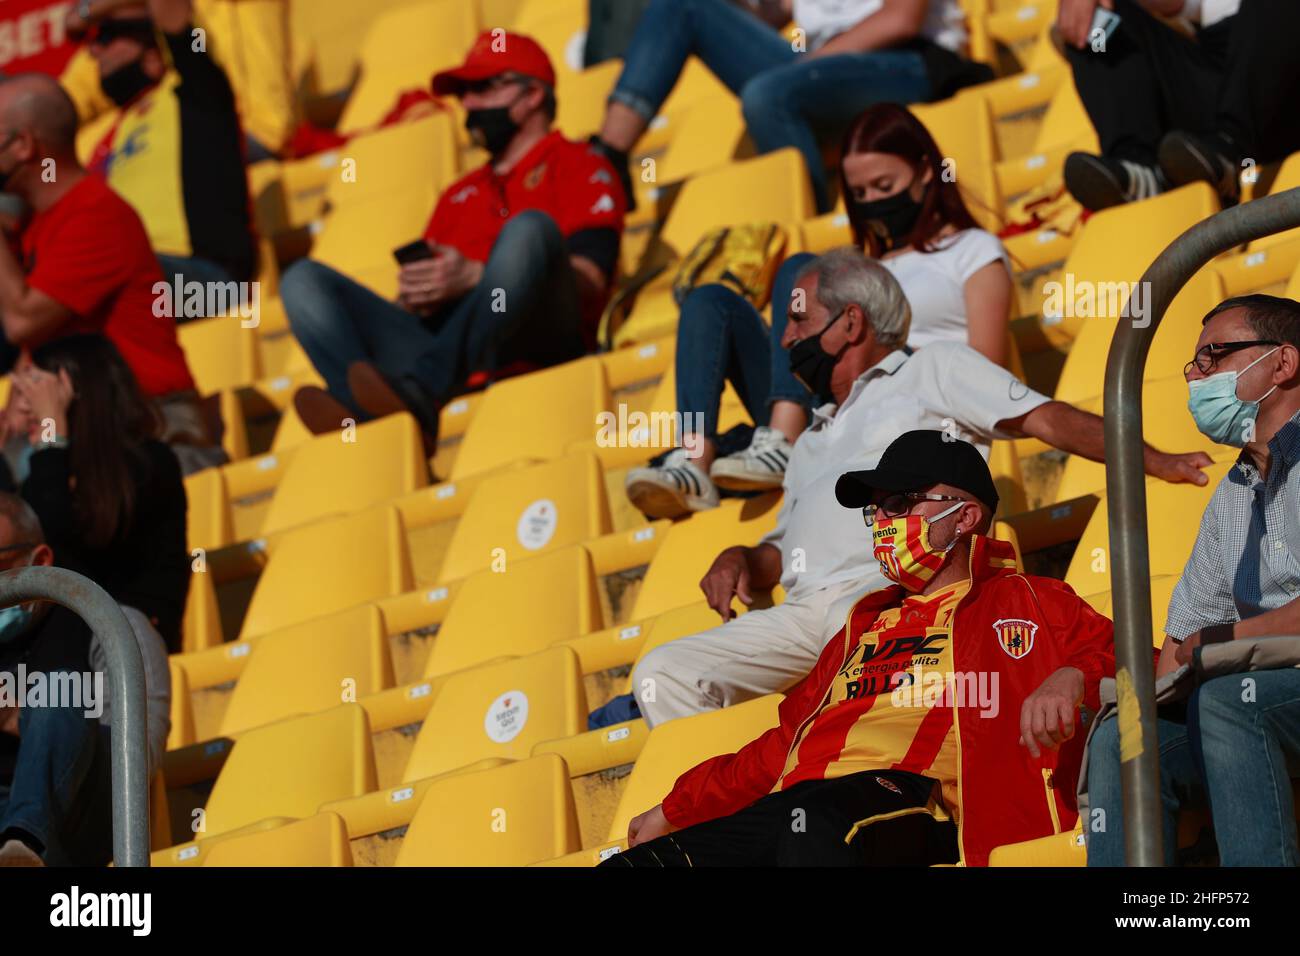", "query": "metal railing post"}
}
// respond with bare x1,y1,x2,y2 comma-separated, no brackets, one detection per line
1105,186,1300,866
0,565,149,866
